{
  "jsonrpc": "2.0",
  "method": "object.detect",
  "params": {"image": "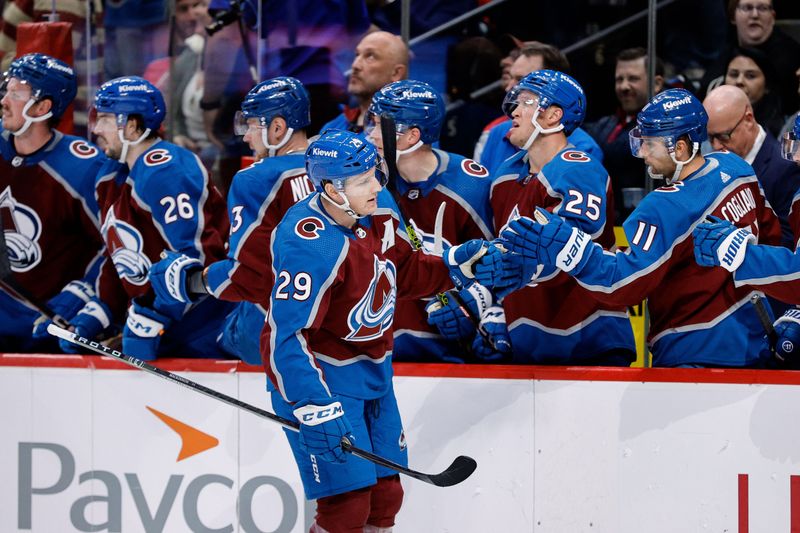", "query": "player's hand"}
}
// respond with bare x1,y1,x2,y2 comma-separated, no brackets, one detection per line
58,298,113,353
443,239,505,288
148,250,204,307
122,299,171,360
426,293,476,341
770,308,800,365
293,397,354,464
692,216,754,272
471,304,512,362
32,281,95,341
499,208,590,273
